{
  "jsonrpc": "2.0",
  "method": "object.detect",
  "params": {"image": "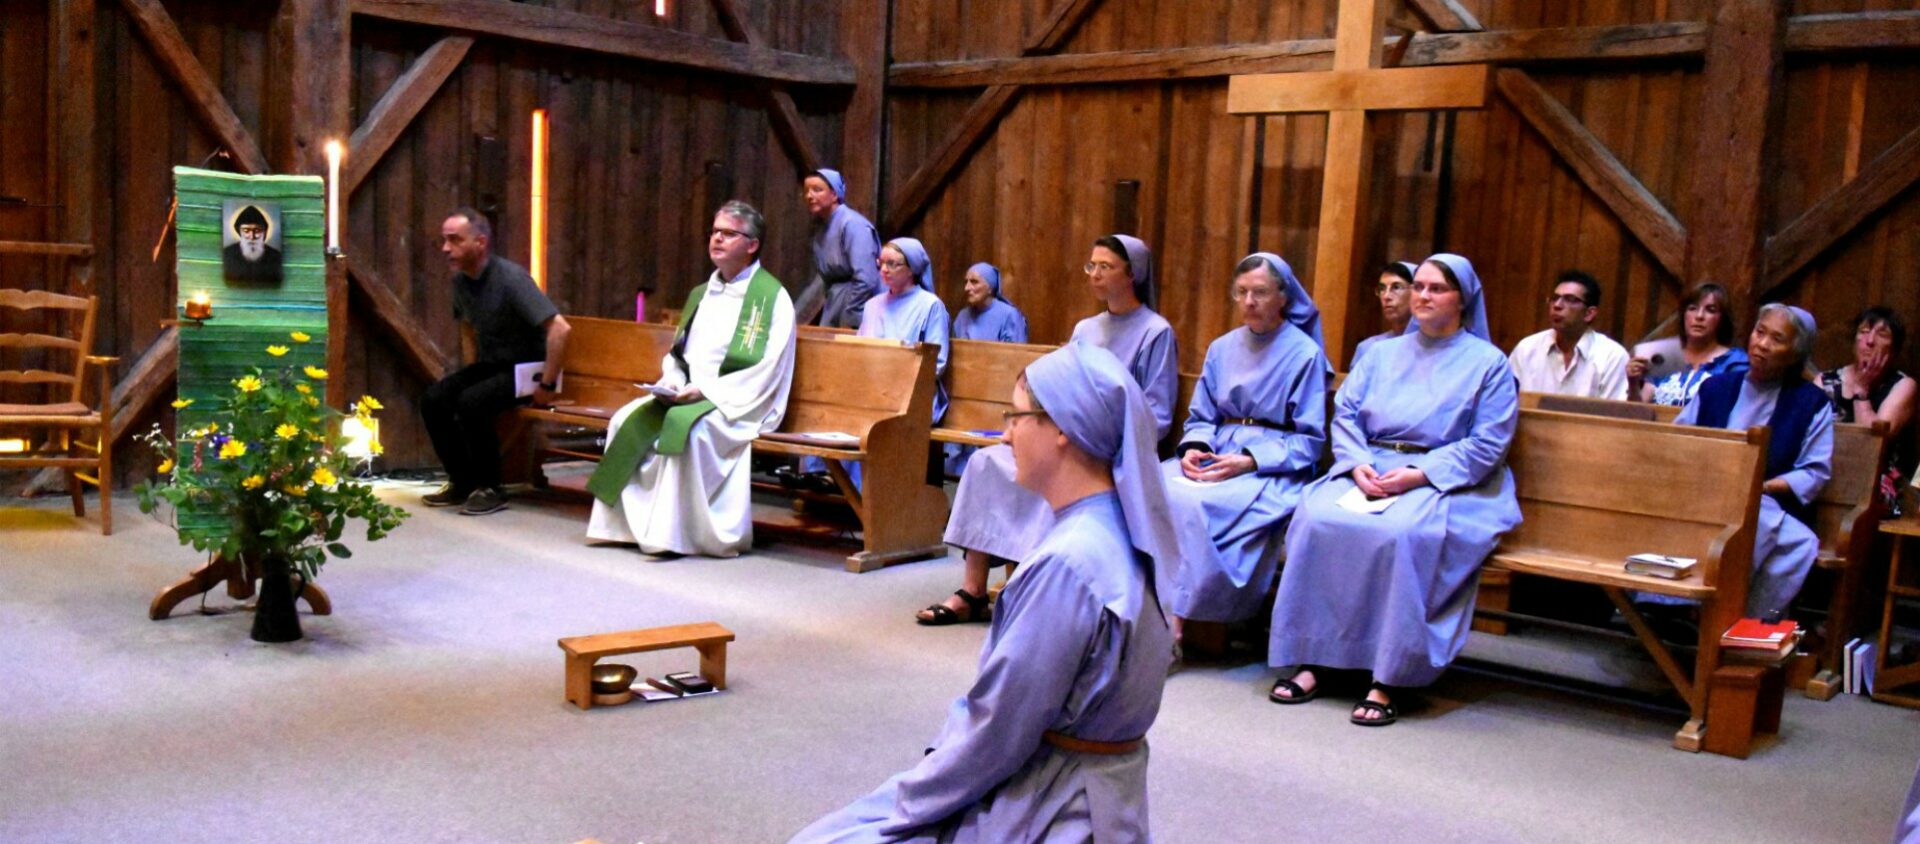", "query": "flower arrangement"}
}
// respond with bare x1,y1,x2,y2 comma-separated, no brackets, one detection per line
136,330,408,580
